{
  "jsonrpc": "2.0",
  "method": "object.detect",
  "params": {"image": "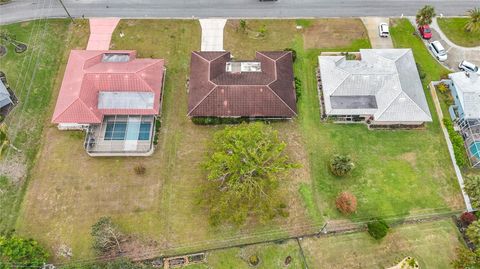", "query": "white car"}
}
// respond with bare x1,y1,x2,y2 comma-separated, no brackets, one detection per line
459,60,480,74
378,23,389,37
428,41,448,62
